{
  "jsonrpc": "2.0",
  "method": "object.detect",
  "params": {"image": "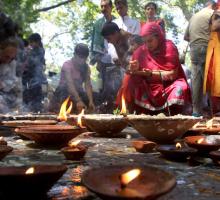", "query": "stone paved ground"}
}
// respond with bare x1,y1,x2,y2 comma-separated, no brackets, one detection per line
0,127,220,200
